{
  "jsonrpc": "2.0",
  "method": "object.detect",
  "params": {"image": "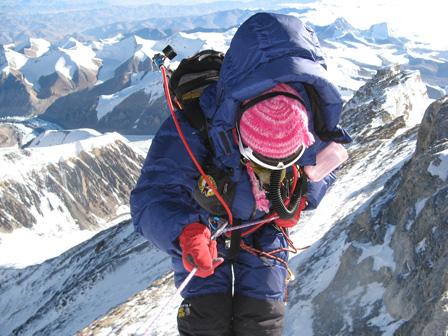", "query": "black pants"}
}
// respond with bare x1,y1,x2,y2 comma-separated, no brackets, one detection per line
177,293,285,336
